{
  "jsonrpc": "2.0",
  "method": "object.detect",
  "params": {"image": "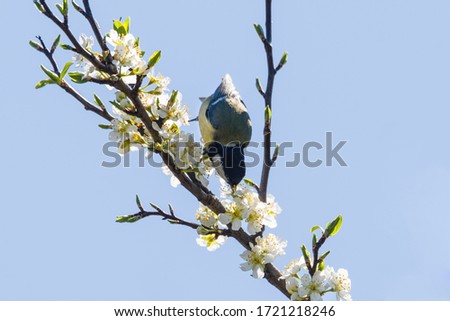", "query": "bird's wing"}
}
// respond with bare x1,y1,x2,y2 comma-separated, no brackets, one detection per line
205,96,226,129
